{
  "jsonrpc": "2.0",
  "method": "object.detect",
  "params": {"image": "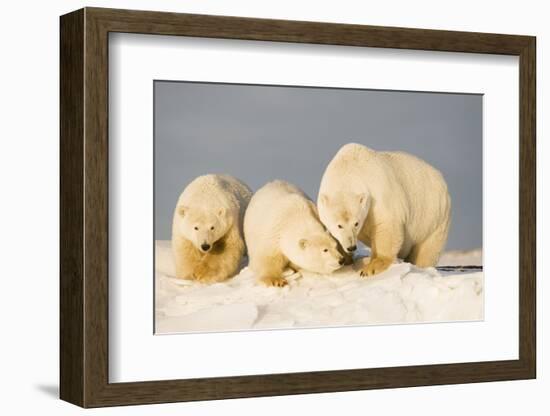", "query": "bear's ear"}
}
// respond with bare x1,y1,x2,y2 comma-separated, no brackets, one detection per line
319,194,330,206
299,239,308,249
177,205,188,216
357,193,368,205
